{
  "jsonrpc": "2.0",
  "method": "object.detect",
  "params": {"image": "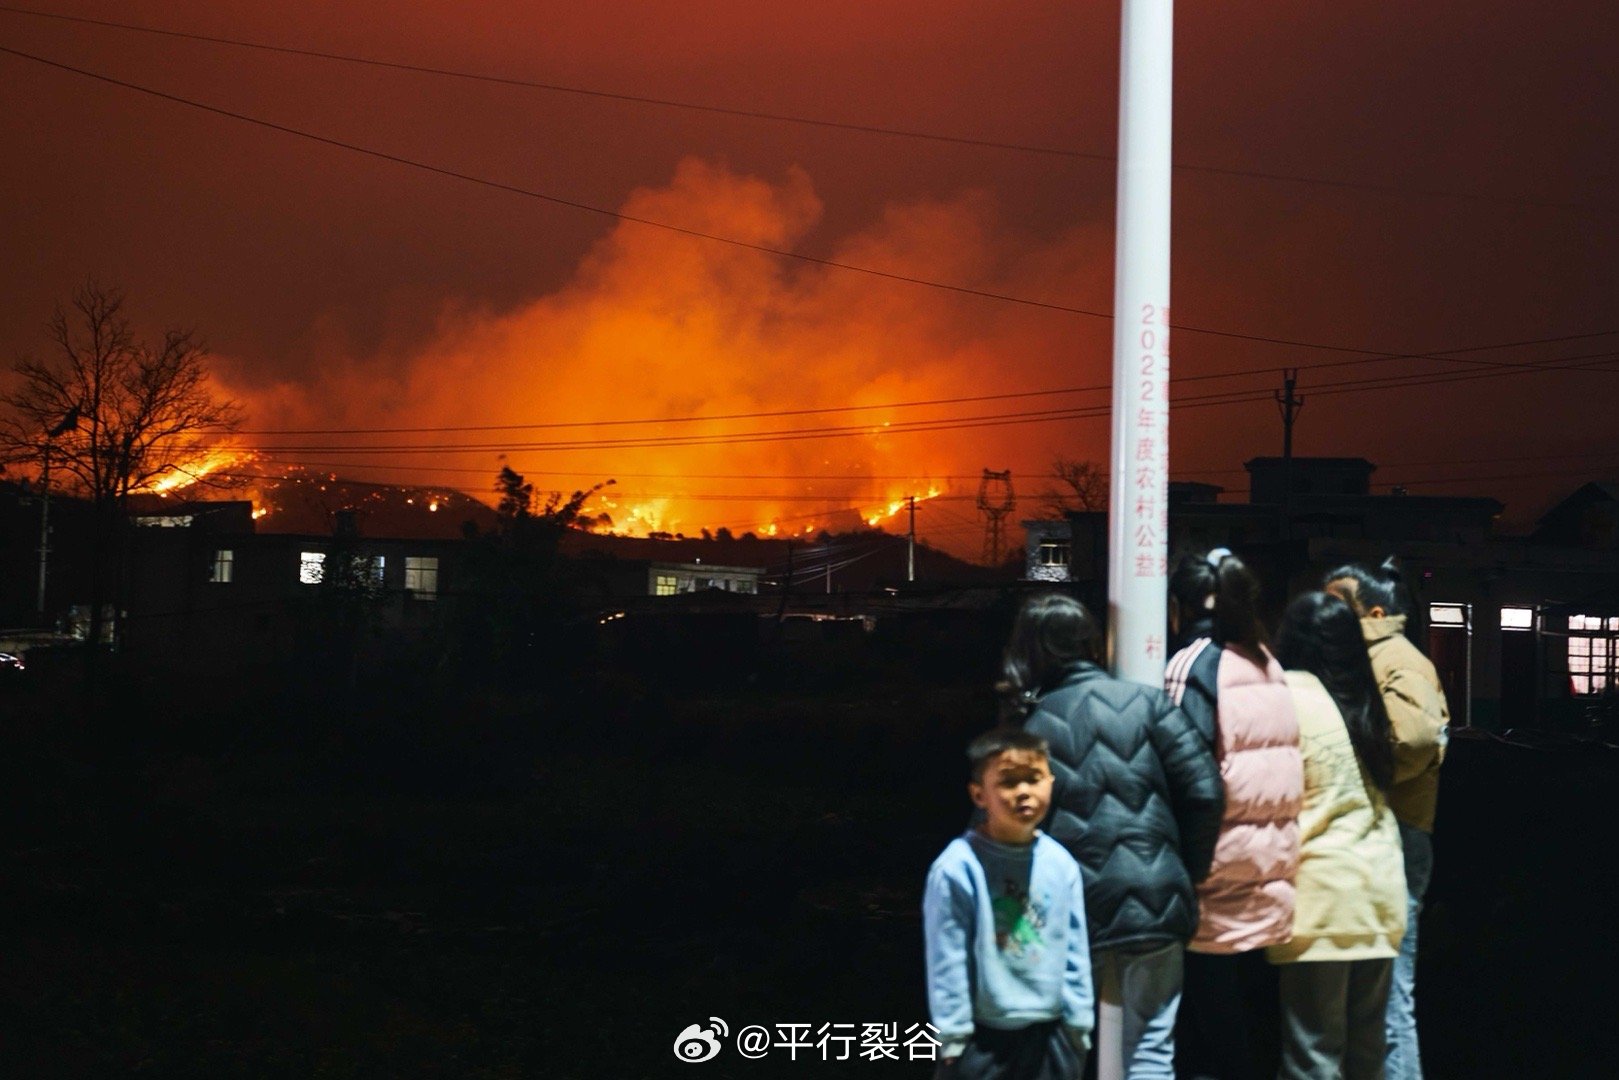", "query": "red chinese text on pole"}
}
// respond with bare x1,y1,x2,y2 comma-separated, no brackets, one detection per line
1106,0,1173,691
1132,303,1170,592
